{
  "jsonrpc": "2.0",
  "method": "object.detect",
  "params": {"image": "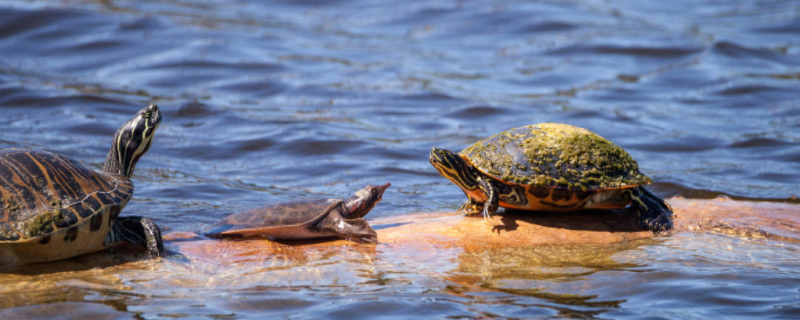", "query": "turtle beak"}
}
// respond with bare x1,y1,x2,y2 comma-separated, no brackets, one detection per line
375,183,390,201
430,148,453,166
429,148,440,163
138,104,162,129
147,104,162,128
